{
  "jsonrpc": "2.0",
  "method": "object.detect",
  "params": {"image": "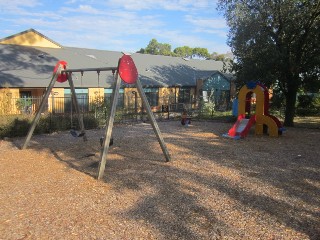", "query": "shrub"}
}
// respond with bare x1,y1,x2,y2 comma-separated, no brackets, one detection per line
0,113,100,139
0,117,30,138
297,95,313,108
296,94,320,116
